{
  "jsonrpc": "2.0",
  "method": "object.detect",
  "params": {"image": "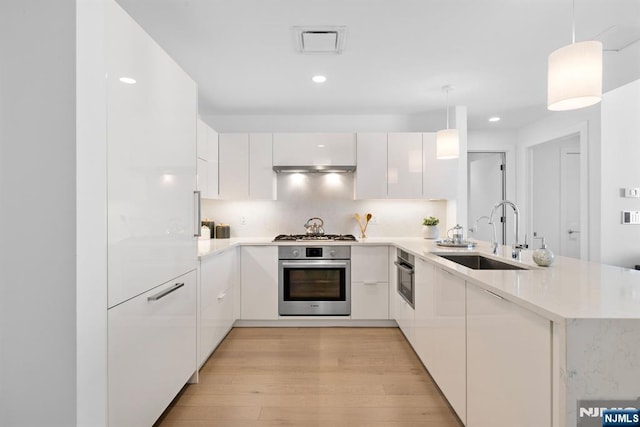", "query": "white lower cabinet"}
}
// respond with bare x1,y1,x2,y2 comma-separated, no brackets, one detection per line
241,246,278,319
394,288,415,344
108,270,197,427
431,267,466,423
466,284,552,427
351,246,389,319
199,248,236,367
413,257,435,368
